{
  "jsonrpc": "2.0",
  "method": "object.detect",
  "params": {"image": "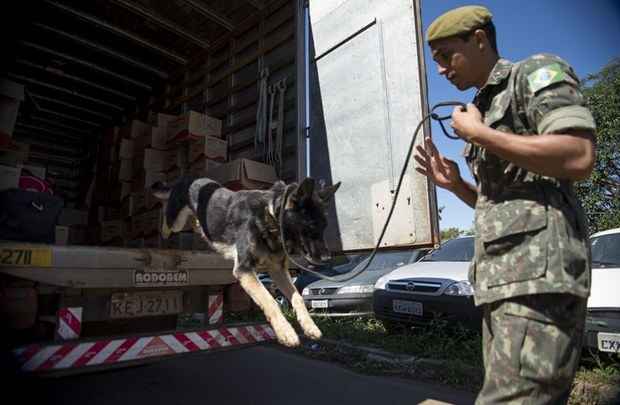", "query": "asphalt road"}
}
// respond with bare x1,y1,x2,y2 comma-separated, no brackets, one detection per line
10,345,476,405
